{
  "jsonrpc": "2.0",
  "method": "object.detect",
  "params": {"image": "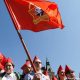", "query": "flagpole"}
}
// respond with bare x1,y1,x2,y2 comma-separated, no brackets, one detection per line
15,29,36,73
4,0,36,73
